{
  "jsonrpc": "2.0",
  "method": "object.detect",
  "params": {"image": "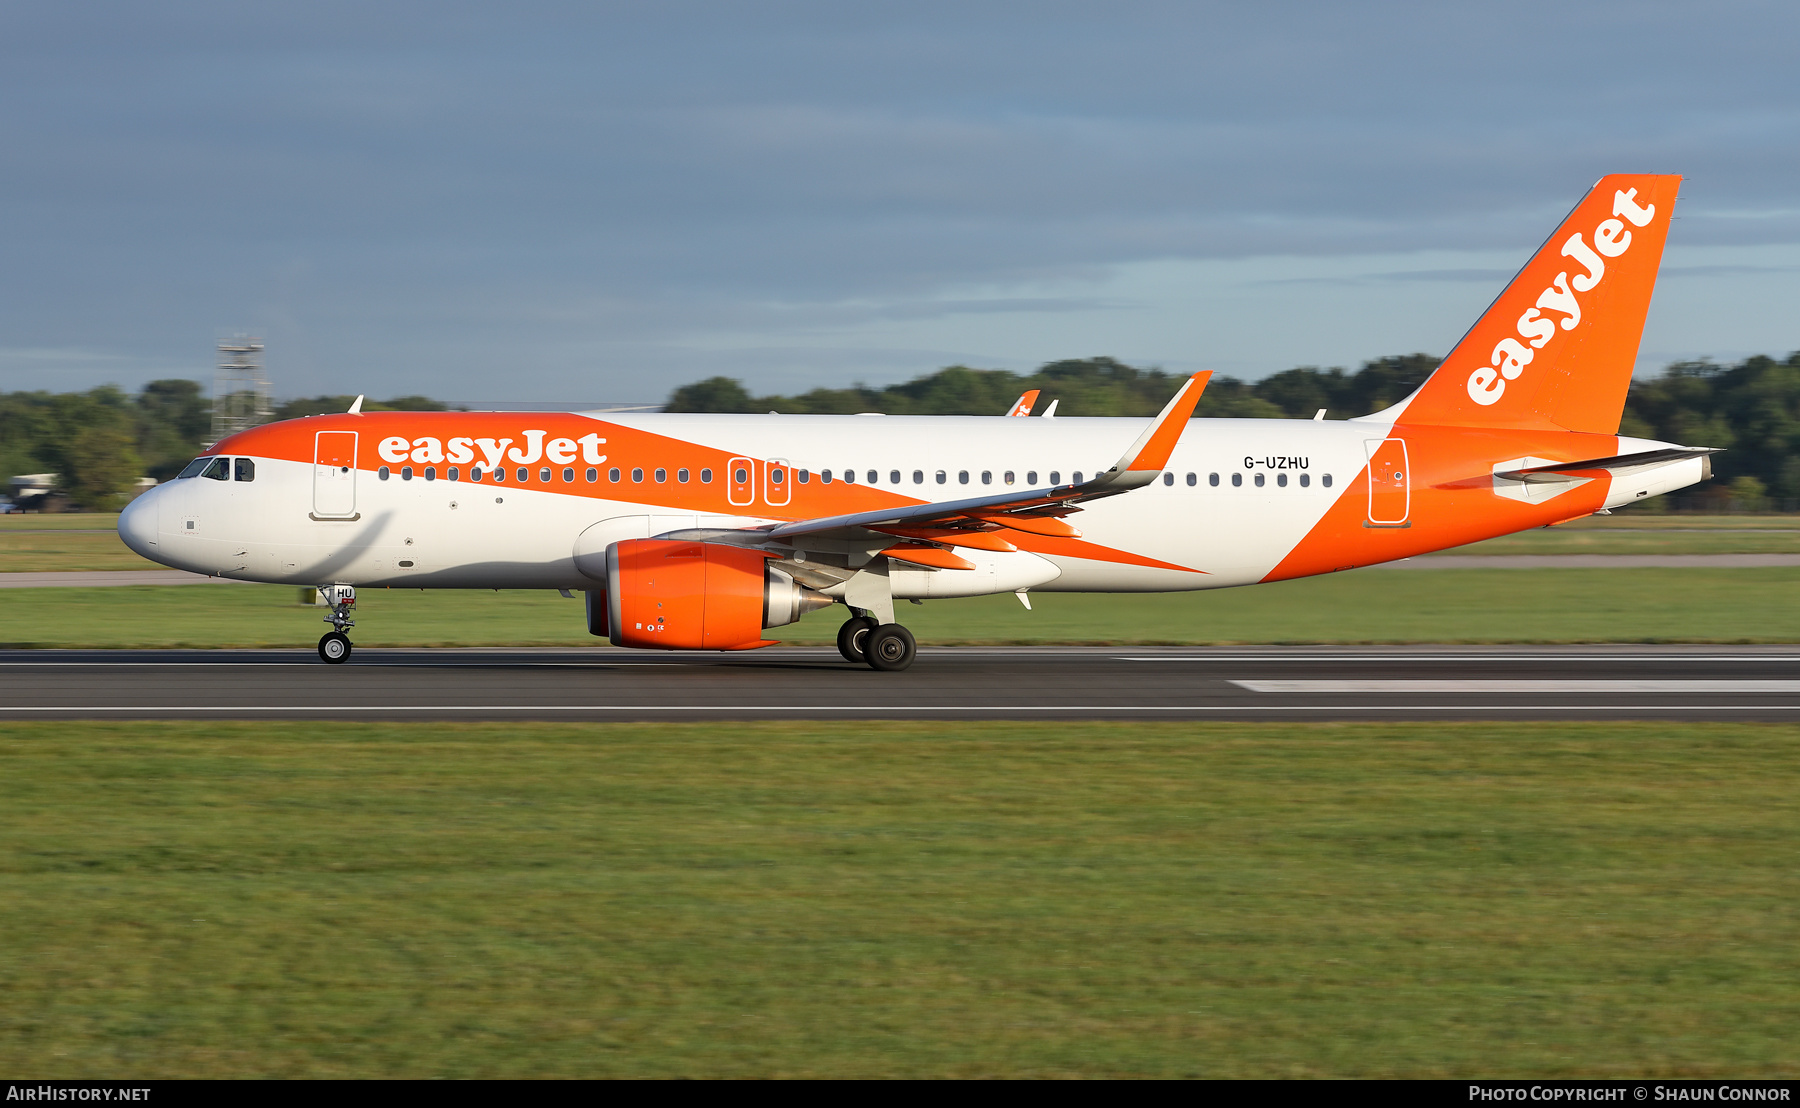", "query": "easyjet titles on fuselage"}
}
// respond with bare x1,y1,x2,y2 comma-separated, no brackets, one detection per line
376,430,608,469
